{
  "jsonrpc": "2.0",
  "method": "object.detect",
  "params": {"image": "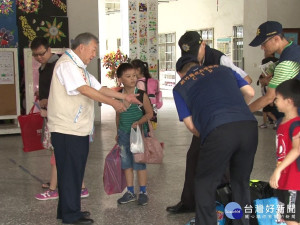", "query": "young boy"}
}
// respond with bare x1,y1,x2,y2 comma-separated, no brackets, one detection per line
257,74,278,129
115,63,153,206
269,79,300,225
